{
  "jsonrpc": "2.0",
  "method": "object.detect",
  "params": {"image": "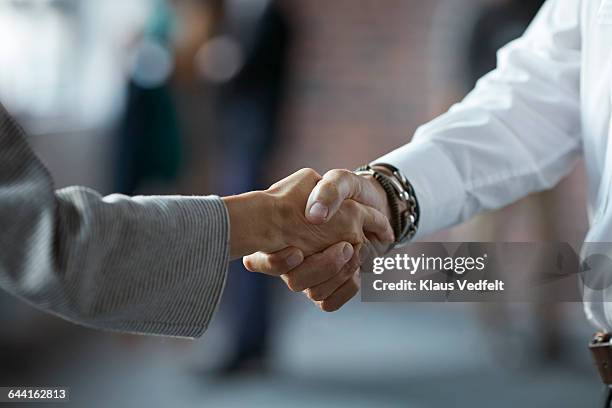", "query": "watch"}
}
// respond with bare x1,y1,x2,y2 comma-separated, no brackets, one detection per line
354,163,420,248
